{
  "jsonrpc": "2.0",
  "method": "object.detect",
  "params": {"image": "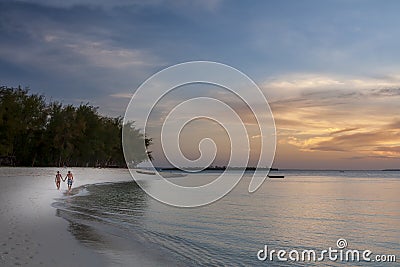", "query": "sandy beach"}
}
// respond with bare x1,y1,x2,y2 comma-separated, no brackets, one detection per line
0,167,122,266
0,167,174,267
